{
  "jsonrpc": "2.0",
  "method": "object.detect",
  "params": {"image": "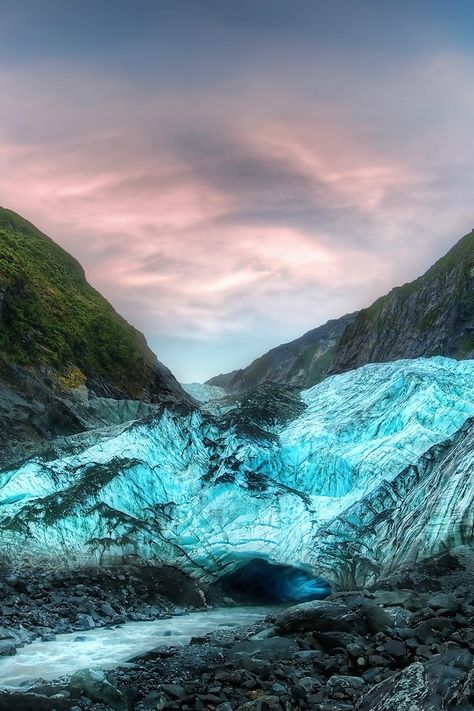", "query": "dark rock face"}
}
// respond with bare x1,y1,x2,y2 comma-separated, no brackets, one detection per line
206,313,358,393
330,230,474,375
